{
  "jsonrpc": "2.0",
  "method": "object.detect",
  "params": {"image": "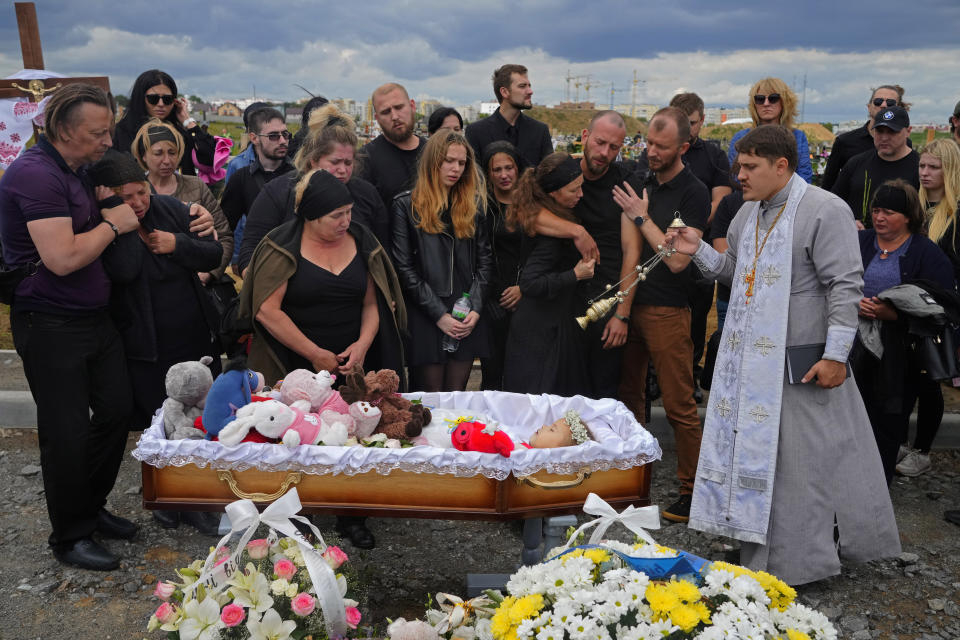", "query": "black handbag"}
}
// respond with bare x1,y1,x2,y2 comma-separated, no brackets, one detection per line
913,324,960,381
